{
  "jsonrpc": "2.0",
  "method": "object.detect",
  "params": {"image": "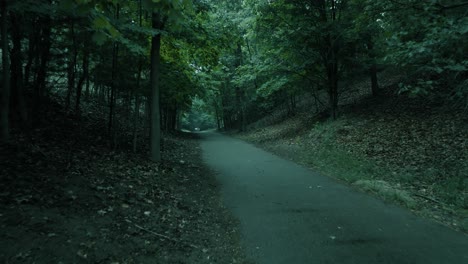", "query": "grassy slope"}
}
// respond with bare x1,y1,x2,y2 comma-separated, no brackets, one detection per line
237,81,468,233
